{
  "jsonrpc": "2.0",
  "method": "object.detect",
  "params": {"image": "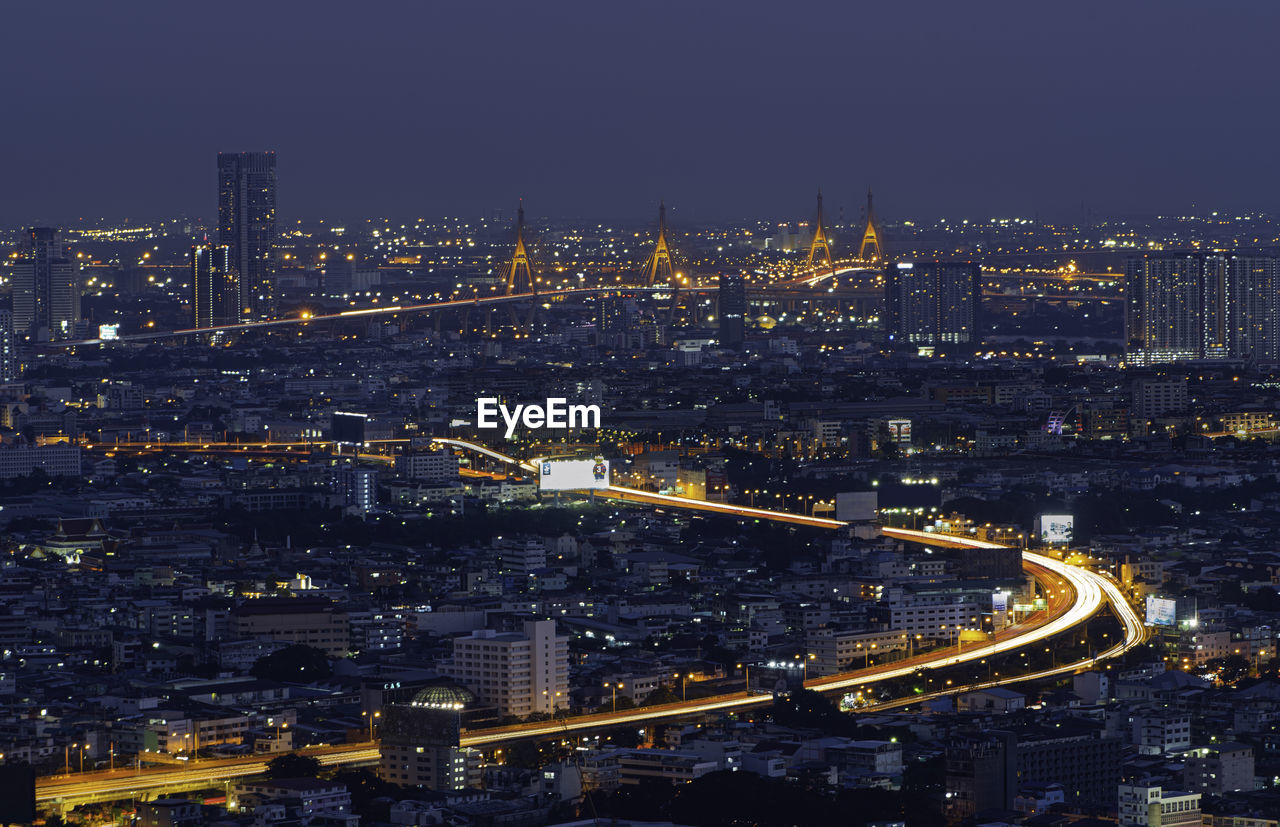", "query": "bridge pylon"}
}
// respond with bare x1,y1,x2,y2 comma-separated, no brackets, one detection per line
806,190,834,271
640,201,685,325
502,200,537,295
857,188,884,263
641,201,676,287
